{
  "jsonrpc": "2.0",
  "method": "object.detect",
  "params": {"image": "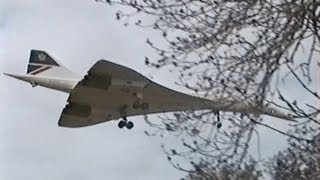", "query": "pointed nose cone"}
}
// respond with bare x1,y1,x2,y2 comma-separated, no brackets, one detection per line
262,106,297,122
